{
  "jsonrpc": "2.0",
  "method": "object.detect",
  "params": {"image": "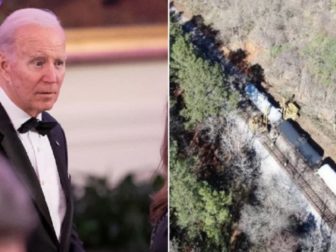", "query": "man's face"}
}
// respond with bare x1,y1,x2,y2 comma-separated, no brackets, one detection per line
0,24,66,117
